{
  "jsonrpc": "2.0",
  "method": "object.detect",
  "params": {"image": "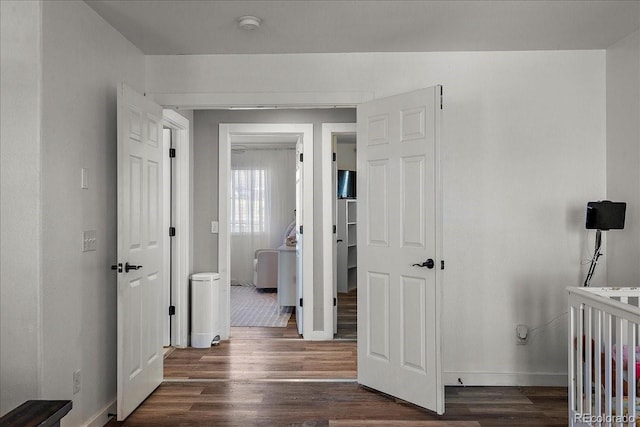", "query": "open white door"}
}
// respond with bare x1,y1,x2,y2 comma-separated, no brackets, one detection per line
295,138,304,335
357,86,444,414
116,83,165,420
